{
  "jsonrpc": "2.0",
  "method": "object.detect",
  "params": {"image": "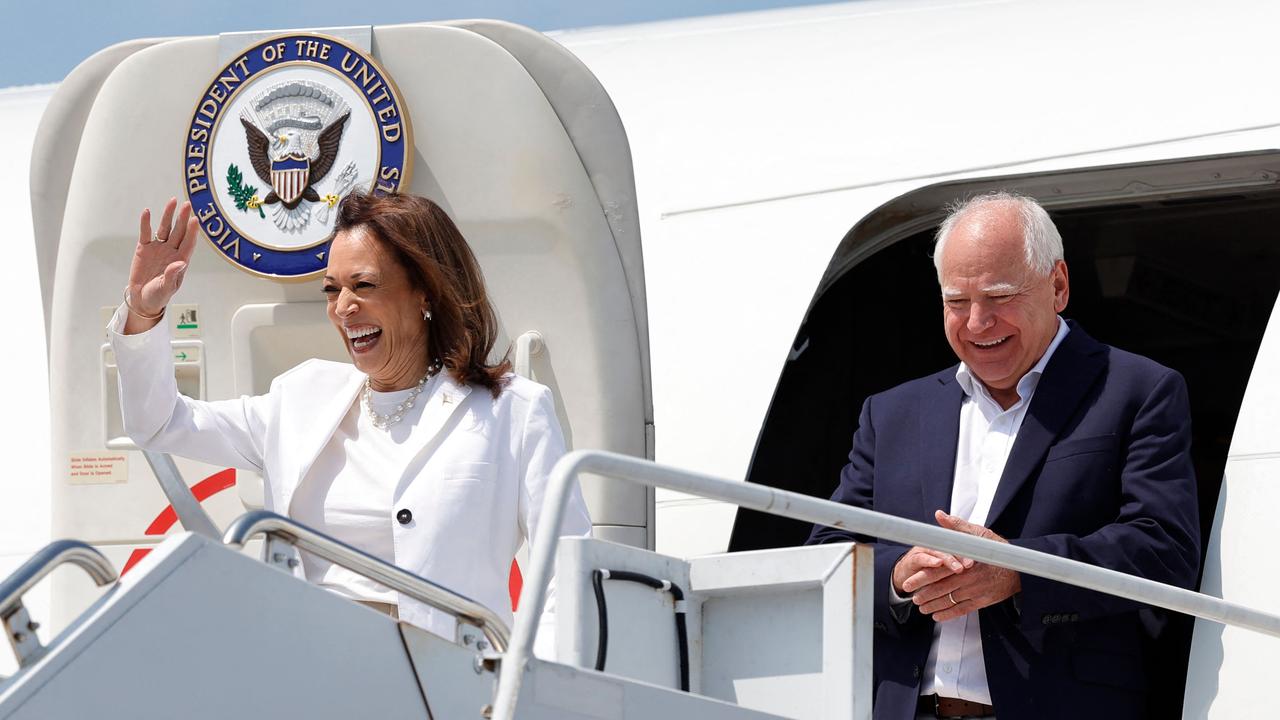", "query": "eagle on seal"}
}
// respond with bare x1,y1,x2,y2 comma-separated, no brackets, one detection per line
240,111,350,209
